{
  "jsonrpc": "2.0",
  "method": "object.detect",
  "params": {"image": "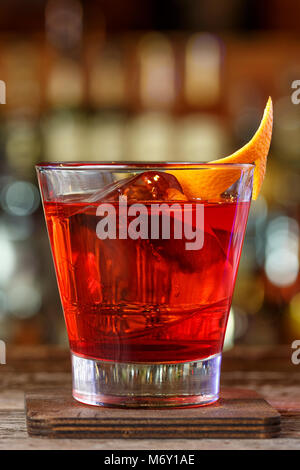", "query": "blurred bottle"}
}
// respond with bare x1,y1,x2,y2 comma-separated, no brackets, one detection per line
185,33,221,108
138,33,176,110
88,112,125,161
89,40,126,109
1,40,42,114
126,112,175,161
46,55,84,108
